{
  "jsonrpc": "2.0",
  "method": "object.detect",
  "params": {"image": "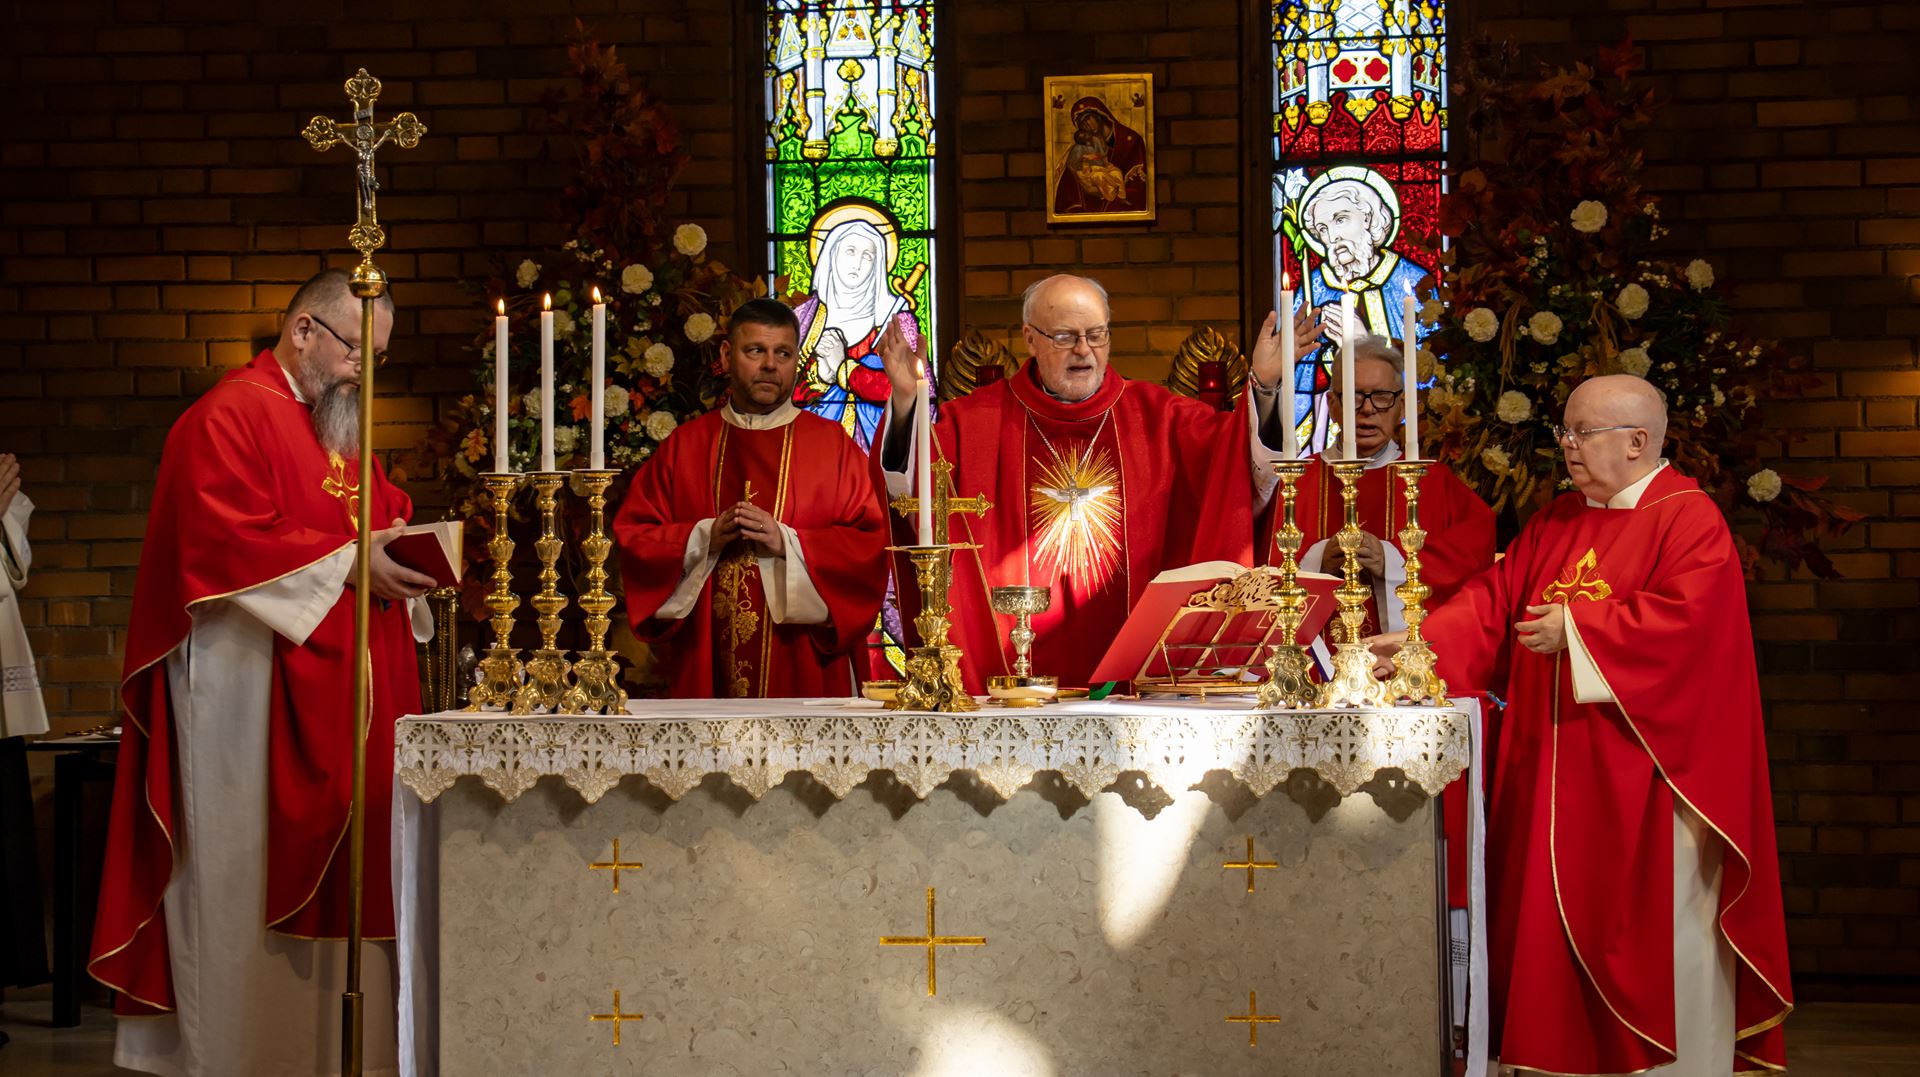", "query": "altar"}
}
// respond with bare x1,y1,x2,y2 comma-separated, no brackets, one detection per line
391,698,1481,1076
